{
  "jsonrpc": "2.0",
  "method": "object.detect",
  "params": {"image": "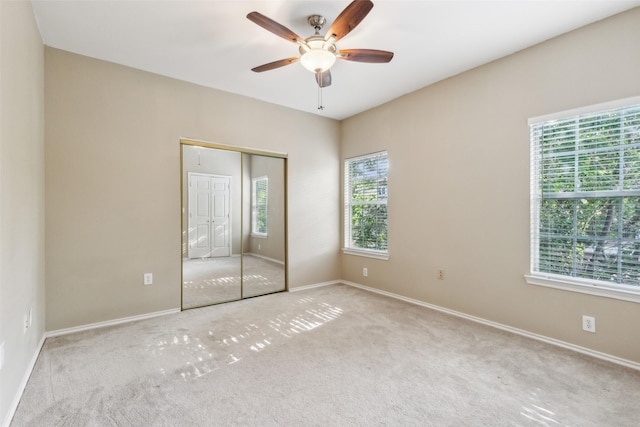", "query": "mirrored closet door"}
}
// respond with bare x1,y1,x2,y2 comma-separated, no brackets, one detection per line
181,141,287,309
241,153,286,298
